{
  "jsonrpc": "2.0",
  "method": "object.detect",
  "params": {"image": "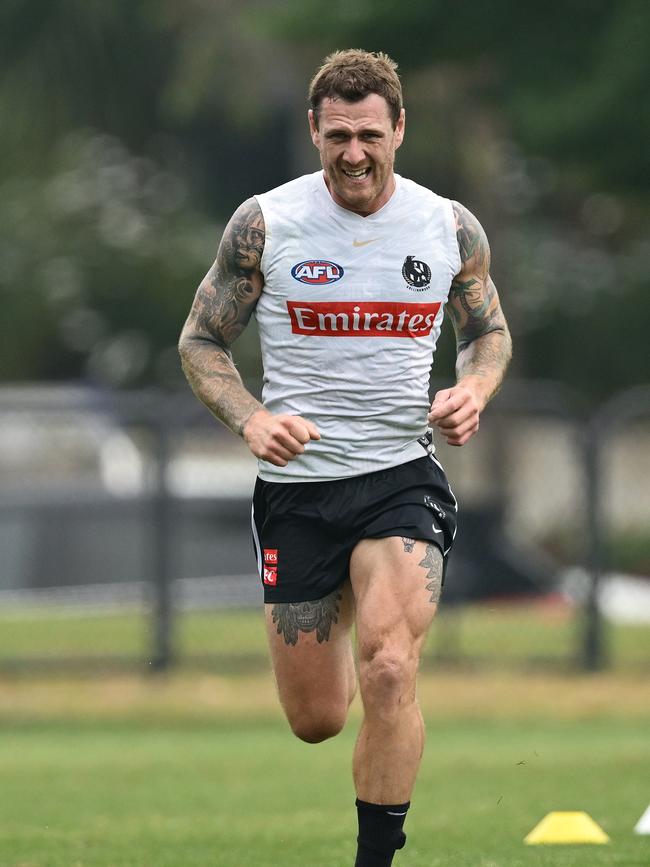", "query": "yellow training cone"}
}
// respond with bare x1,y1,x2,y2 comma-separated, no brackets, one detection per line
524,811,610,845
